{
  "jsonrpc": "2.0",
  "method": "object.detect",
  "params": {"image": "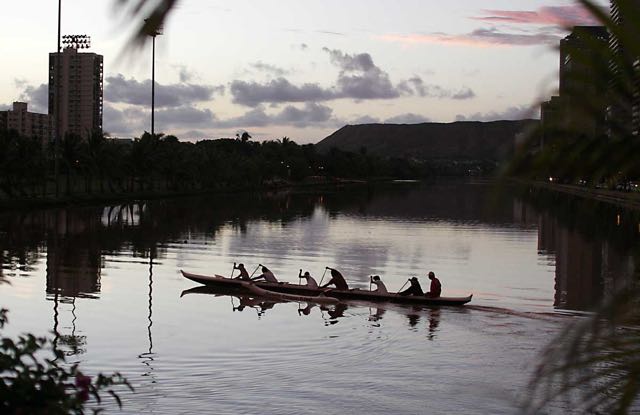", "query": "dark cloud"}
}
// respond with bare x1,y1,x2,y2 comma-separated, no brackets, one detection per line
173,65,196,83
249,61,290,77
324,48,400,100
384,113,431,124
397,77,475,100
217,103,334,128
217,108,271,127
451,87,475,100
274,102,333,127
104,103,215,136
103,104,146,136
230,49,474,106
229,78,336,107
105,74,224,108
156,106,216,127
464,27,560,46
18,83,48,113
455,105,538,122
0,104,10,111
